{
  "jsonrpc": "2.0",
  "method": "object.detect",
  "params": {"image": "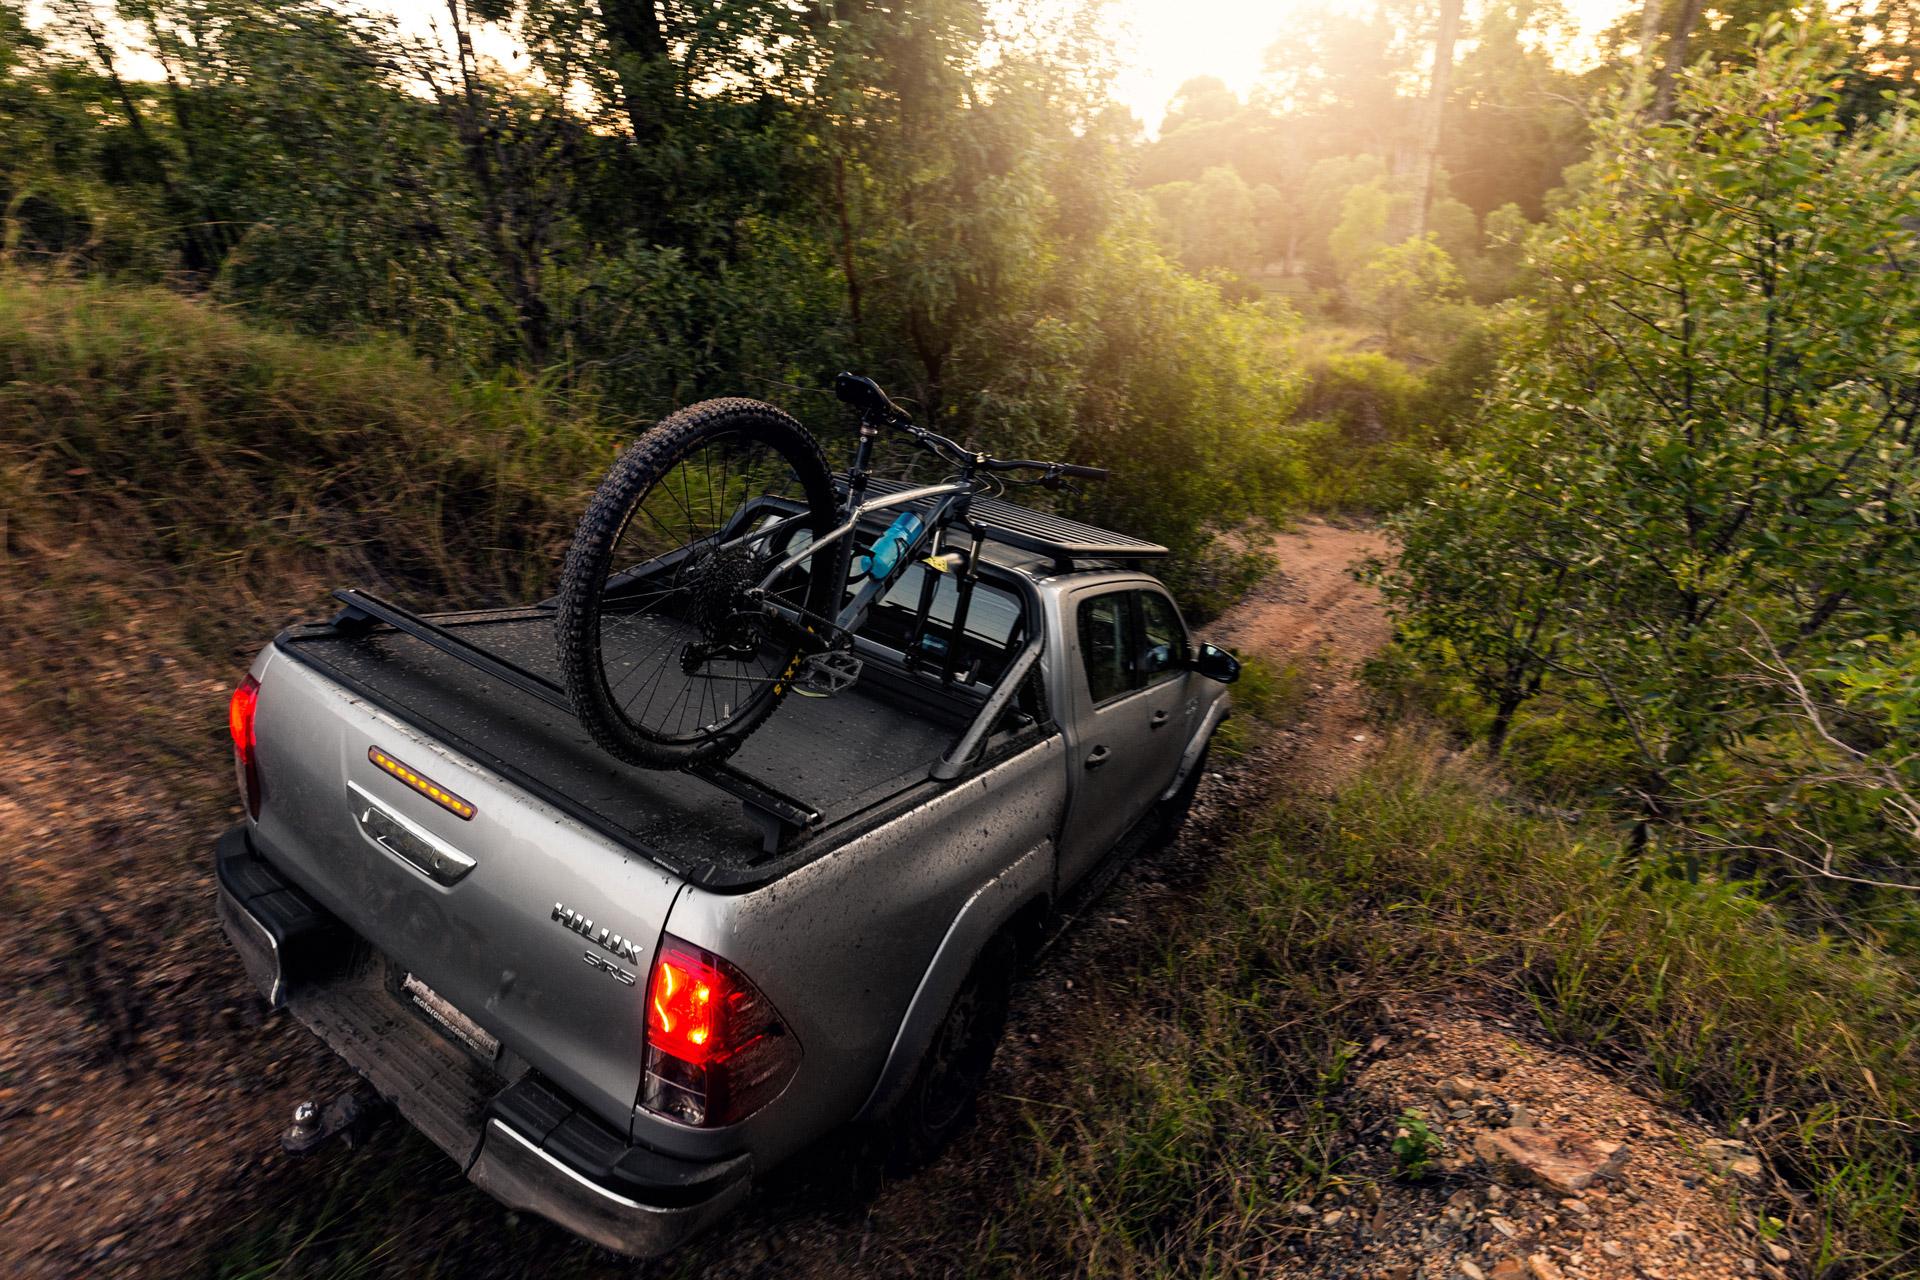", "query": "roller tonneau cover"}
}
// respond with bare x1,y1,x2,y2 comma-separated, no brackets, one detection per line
272,605,1012,889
